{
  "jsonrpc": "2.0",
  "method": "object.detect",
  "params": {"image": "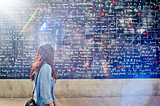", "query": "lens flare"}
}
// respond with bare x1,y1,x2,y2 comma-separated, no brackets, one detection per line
20,2,42,34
